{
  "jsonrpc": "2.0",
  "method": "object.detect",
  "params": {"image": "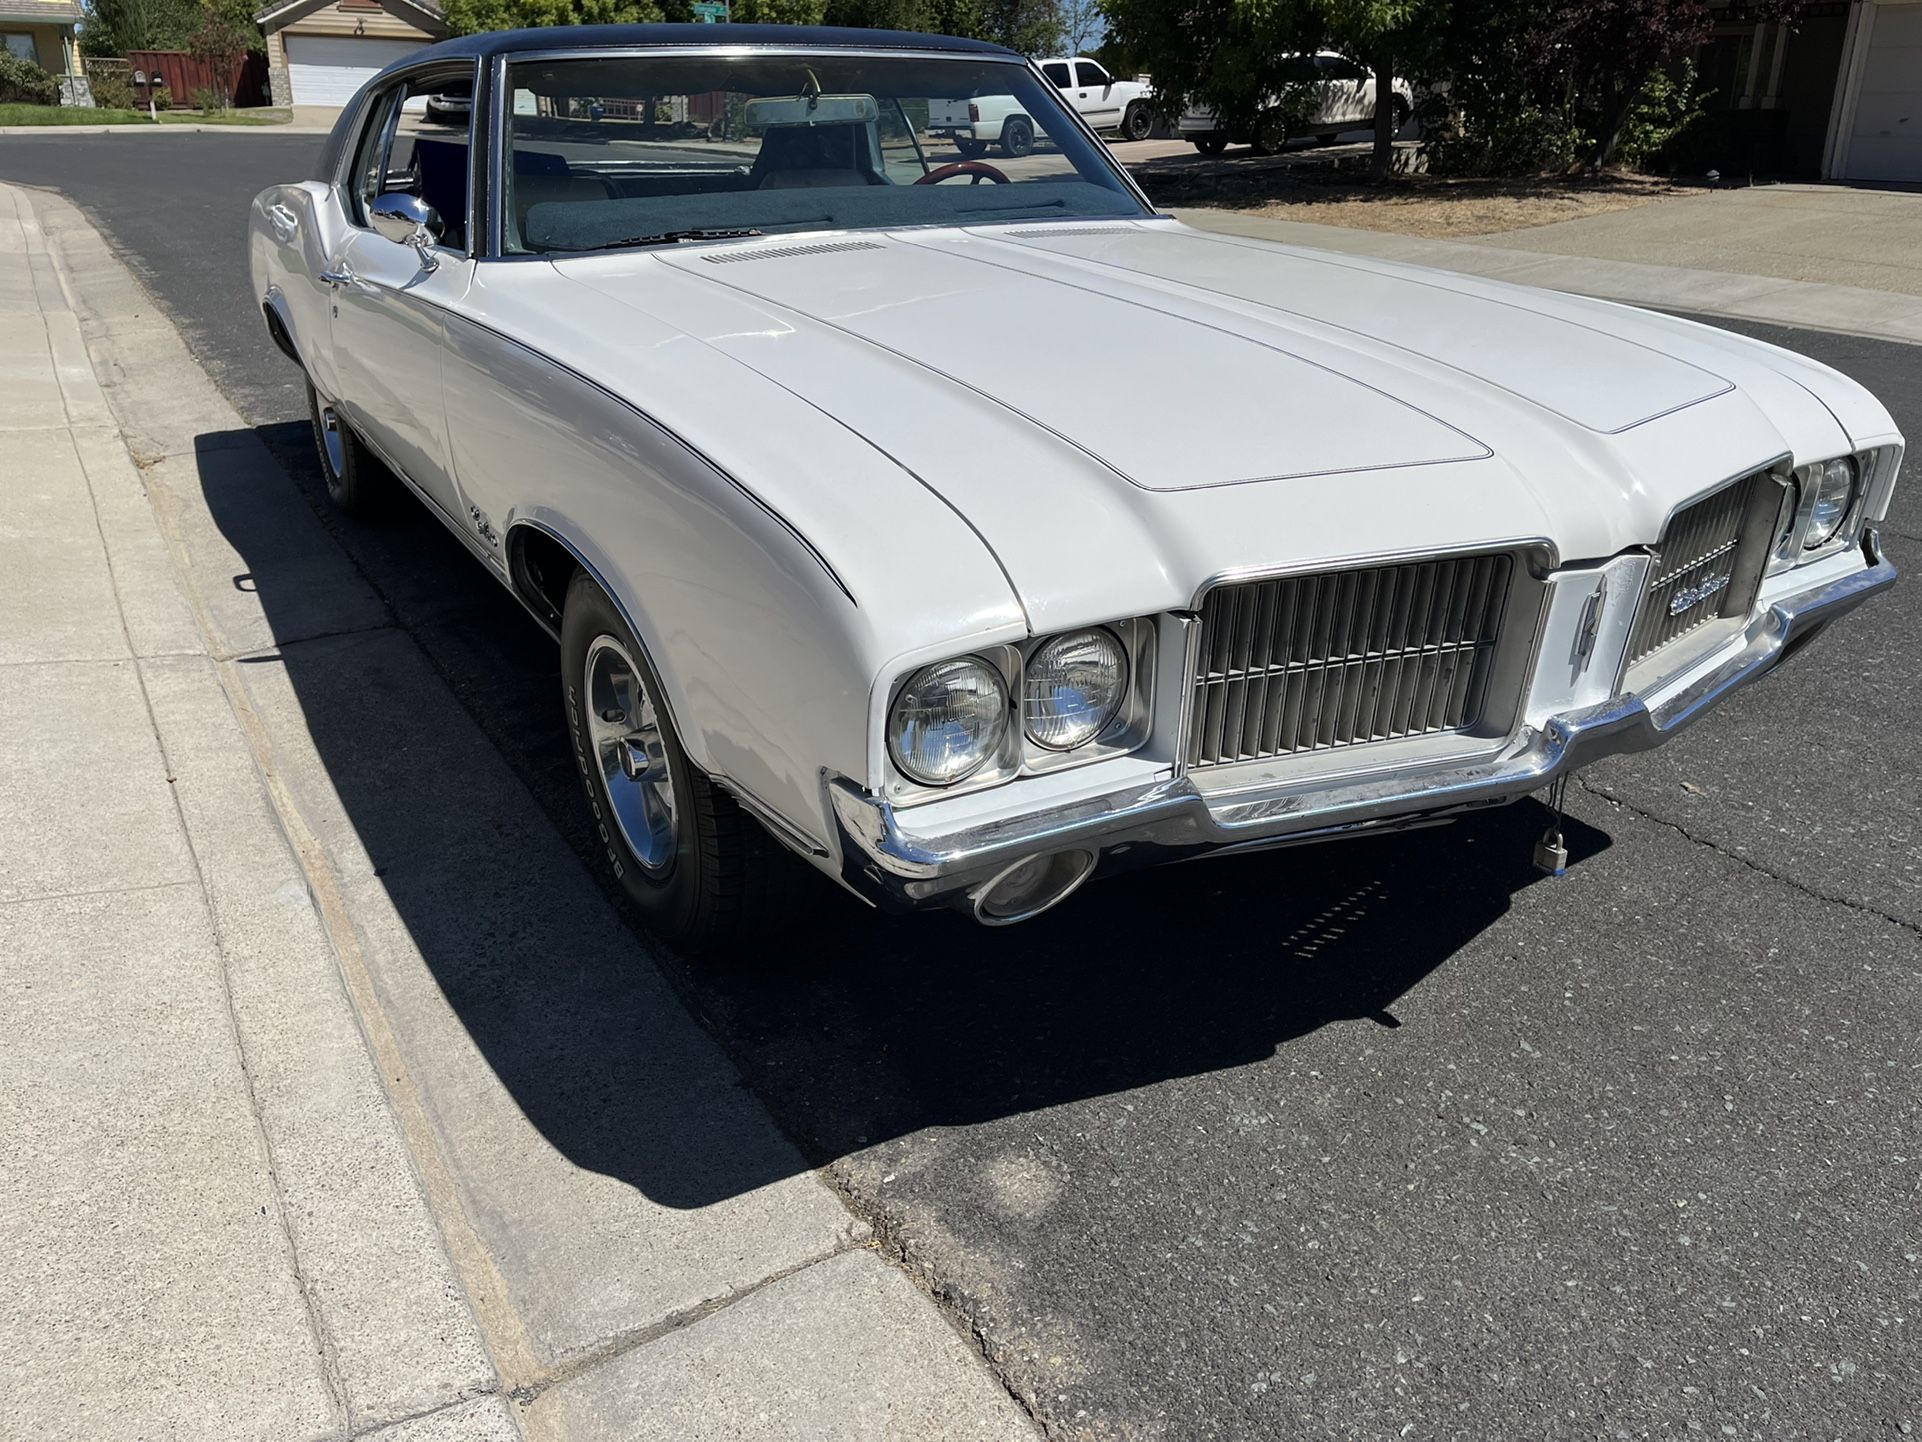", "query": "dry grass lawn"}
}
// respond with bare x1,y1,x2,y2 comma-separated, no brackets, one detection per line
1139,162,1708,239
